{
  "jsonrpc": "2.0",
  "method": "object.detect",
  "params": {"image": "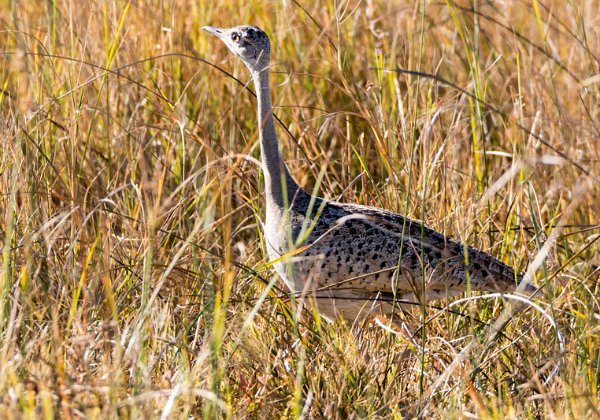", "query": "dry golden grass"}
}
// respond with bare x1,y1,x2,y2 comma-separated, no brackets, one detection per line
1,0,599,417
